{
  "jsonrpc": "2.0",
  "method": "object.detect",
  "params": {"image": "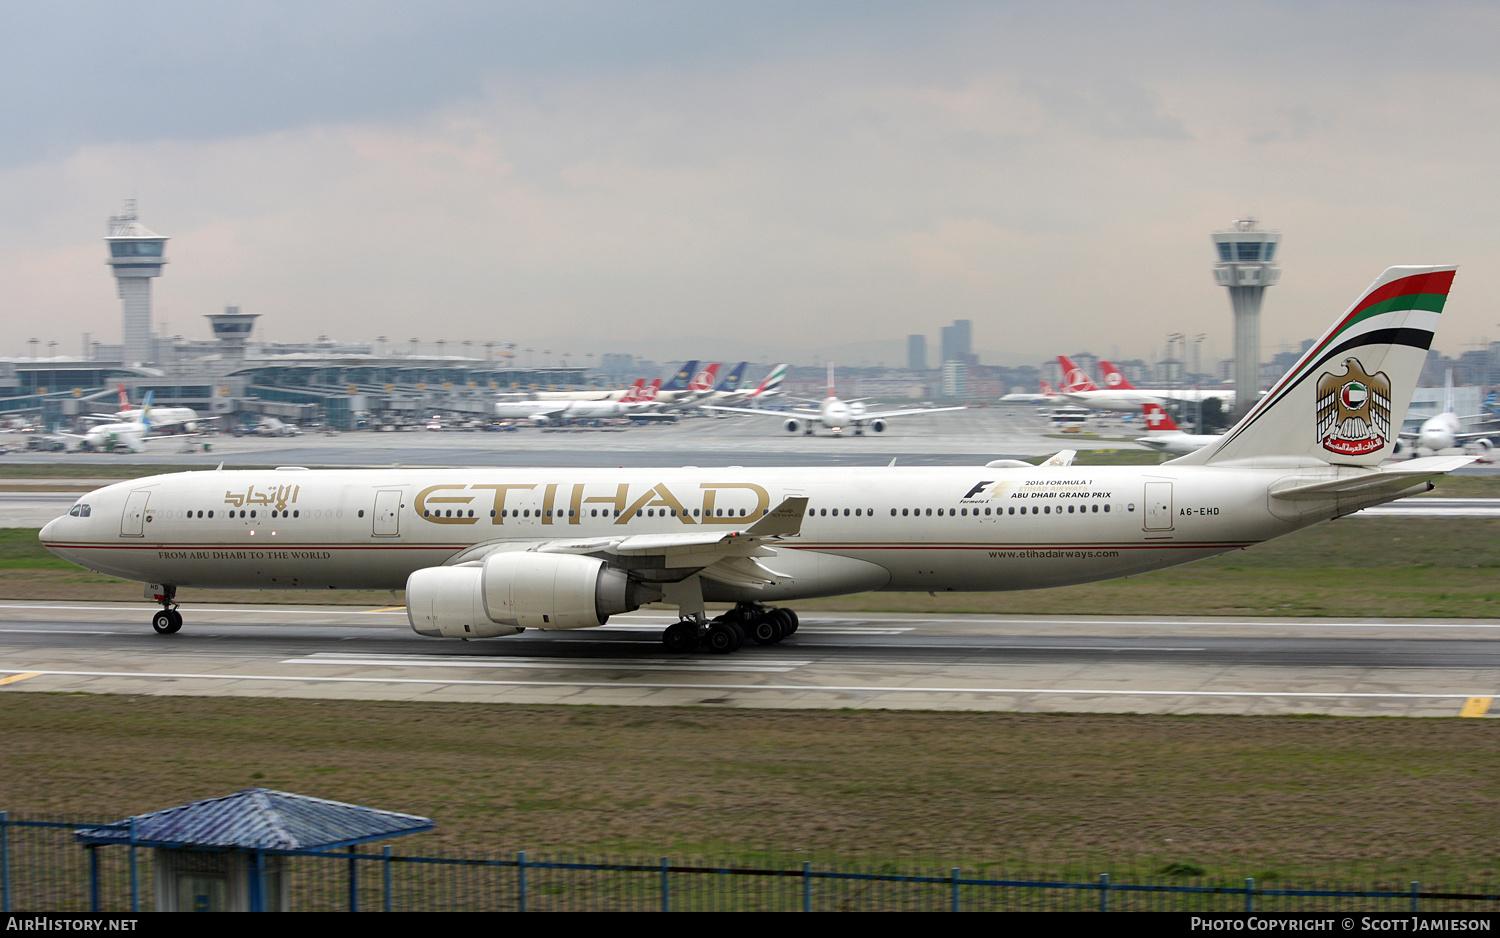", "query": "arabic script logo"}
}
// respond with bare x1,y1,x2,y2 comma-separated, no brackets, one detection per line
1315,358,1391,456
